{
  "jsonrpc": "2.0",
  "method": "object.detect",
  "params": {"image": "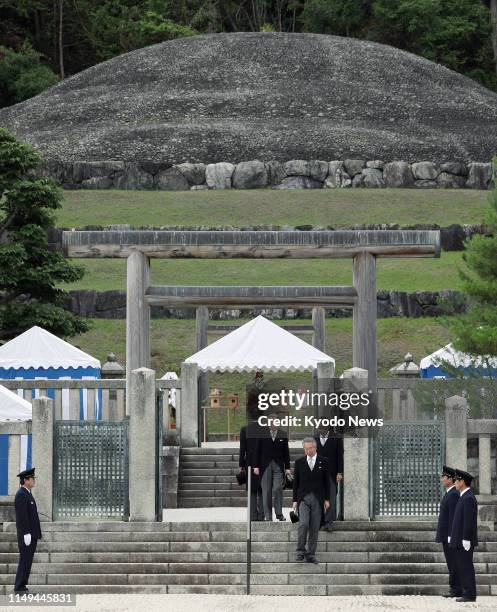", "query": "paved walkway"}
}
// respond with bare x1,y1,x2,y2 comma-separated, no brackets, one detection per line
3,594,495,611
